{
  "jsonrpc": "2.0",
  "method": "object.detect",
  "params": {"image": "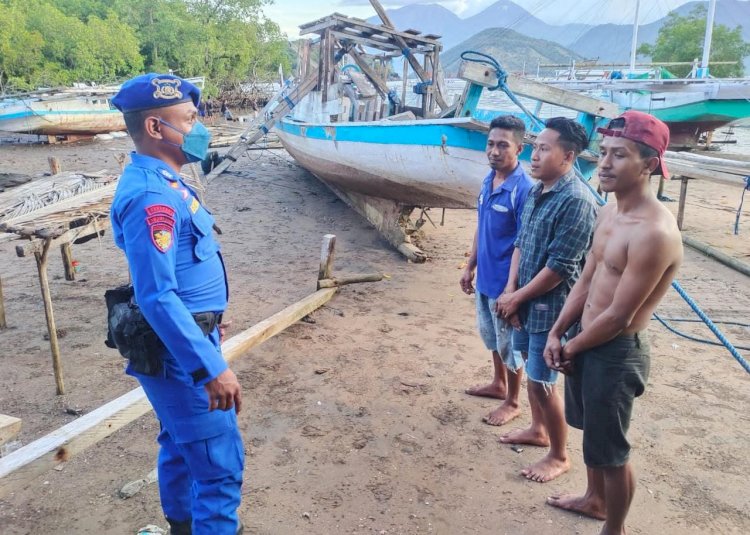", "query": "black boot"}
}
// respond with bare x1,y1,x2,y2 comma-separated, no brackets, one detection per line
166,518,191,535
